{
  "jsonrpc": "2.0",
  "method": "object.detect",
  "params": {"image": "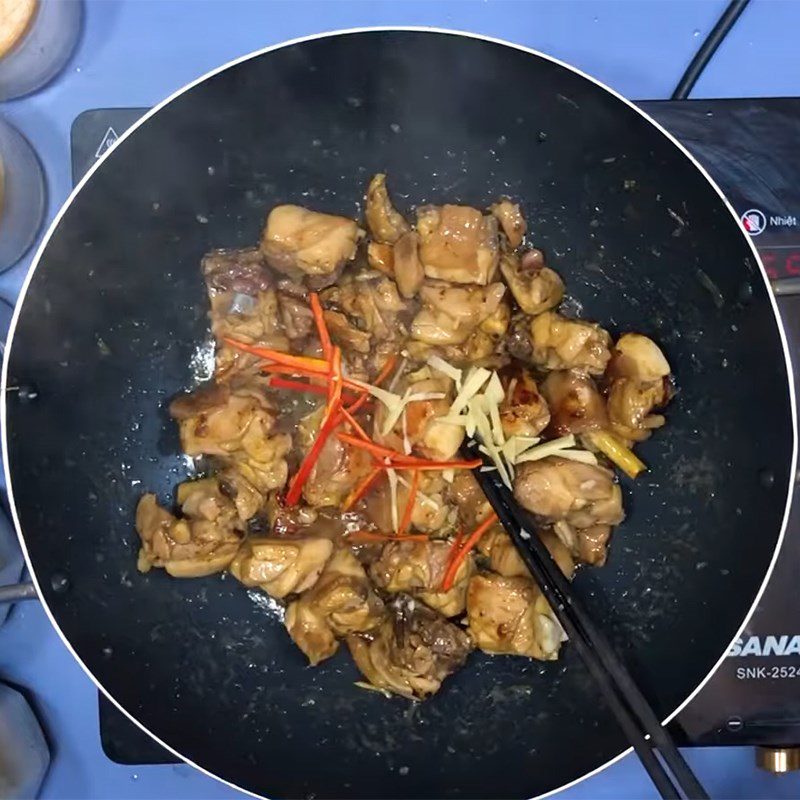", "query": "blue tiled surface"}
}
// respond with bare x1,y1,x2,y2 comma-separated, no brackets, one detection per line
2,1,800,798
